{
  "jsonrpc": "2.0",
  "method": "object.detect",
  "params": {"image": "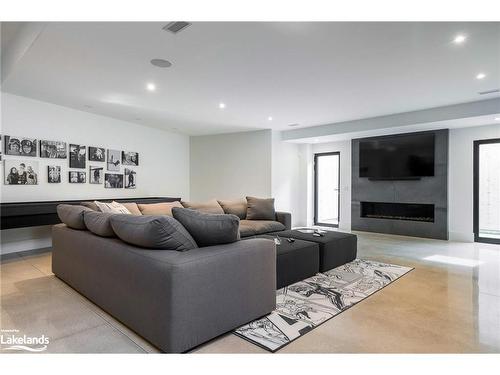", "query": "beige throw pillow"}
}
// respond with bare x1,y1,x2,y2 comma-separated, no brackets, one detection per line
138,201,183,216
94,201,131,214
121,202,142,215
217,198,247,219
181,199,224,214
